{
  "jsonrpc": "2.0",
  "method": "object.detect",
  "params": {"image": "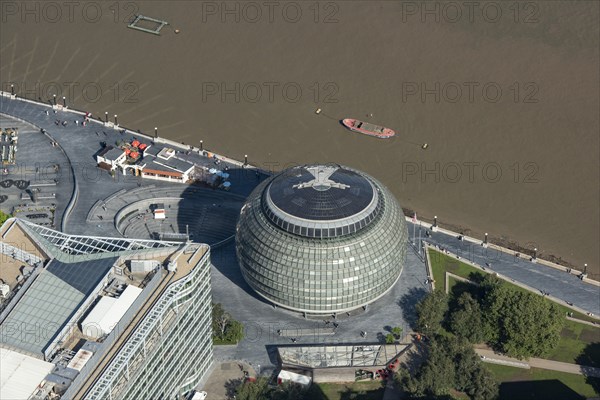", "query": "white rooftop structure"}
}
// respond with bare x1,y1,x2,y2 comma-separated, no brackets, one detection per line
277,370,312,387
0,348,54,400
81,285,143,340
67,348,95,372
